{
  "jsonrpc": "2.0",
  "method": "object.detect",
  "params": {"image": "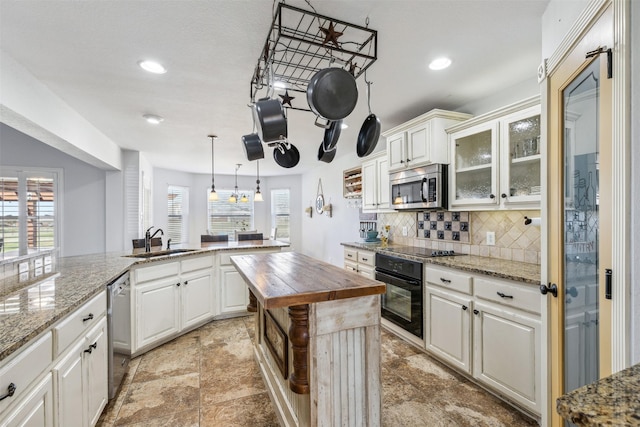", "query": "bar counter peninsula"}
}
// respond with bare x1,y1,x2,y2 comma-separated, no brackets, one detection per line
231,251,386,427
